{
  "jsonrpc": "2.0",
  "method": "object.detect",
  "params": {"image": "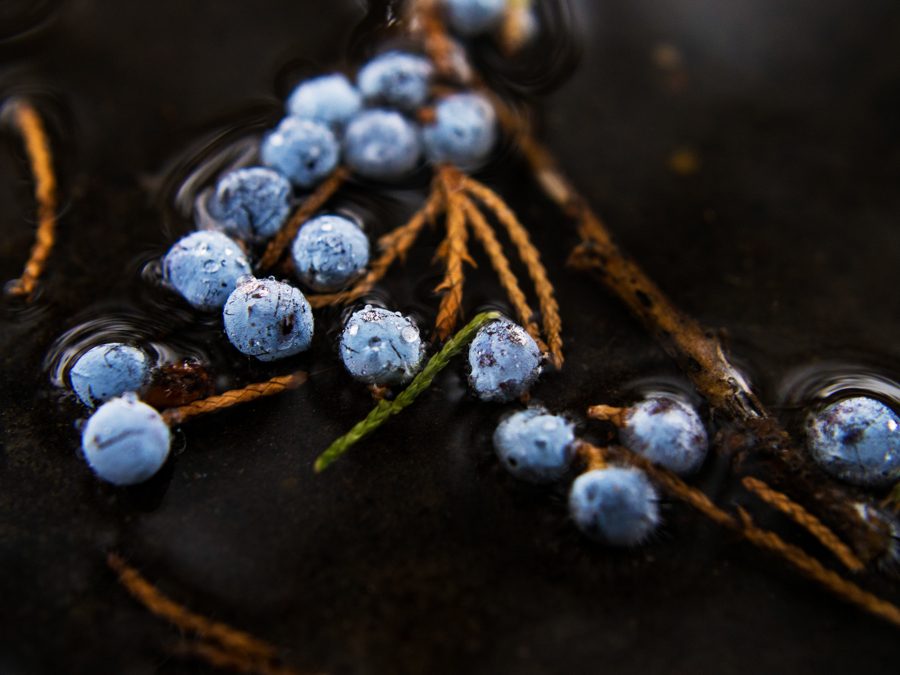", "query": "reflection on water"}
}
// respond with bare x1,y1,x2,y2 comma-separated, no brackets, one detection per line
777,362,900,413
